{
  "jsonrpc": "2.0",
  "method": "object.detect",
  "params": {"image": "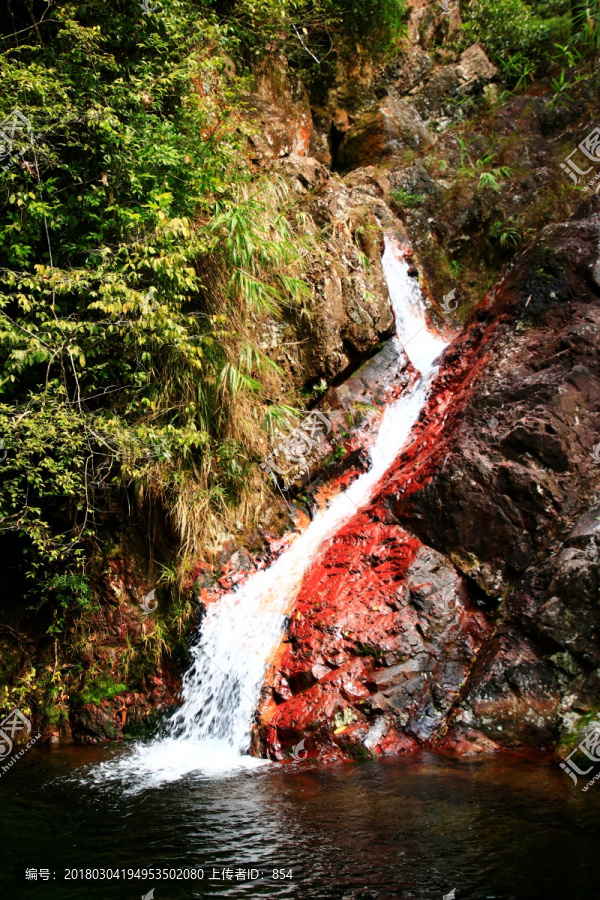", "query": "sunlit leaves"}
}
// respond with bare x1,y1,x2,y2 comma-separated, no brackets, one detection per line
0,0,314,586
